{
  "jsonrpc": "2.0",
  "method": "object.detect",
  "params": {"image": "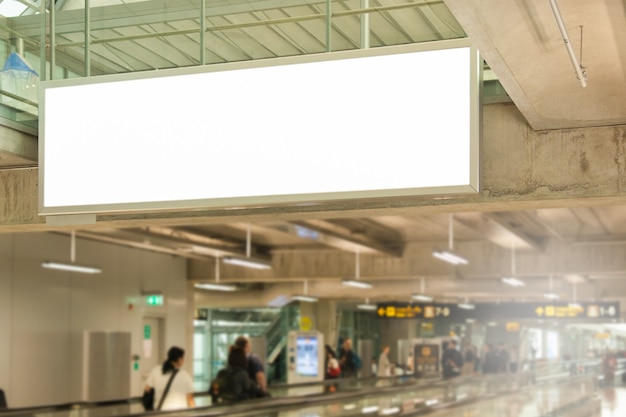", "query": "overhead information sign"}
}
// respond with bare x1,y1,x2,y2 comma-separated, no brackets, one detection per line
377,301,619,321
39,39,479,216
